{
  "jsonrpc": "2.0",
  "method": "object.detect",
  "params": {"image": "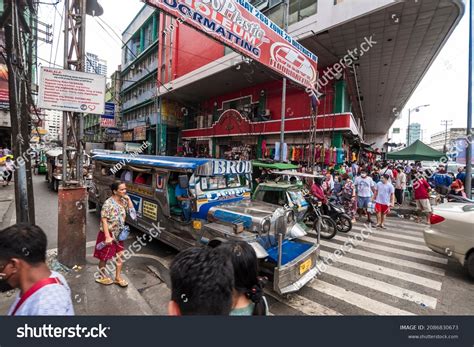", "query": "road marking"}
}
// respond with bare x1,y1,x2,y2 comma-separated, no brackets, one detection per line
323,266,438,309
346,231,434,252
309,280,415,315
307,234,448,264
265,290,341,316
318,239,445,276
319,250,443,290
351,225,425,243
